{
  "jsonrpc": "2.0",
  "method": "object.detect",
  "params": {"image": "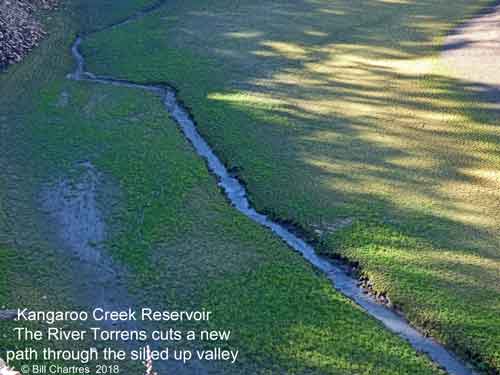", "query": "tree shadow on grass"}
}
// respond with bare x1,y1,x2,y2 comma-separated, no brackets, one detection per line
78,0,500,371
158,2,500,369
